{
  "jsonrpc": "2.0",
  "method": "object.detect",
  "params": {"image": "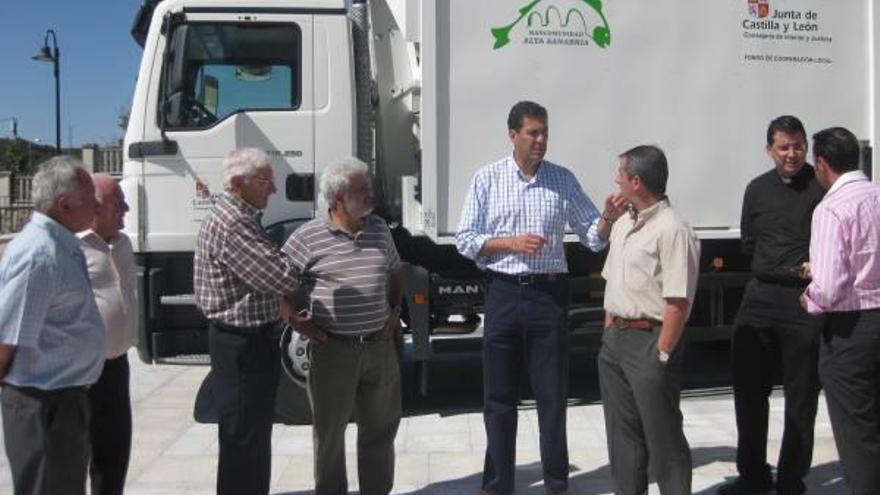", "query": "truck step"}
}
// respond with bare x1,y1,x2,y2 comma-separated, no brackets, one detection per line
160,294,197,306
156,353,210,365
